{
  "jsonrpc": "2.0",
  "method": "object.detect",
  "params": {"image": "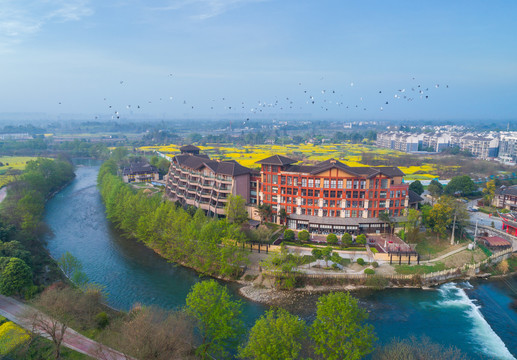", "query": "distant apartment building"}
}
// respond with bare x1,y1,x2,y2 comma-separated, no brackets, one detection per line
165,145,257,217
498,132,517,163
257,155,410,234
376,130,501,159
